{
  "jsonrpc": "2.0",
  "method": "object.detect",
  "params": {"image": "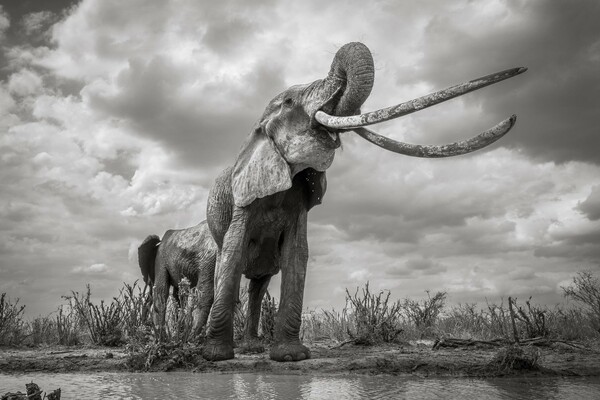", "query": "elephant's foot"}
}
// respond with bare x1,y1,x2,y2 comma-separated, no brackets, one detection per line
269,342,311,362
238,337,265,354
202,340,234,361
